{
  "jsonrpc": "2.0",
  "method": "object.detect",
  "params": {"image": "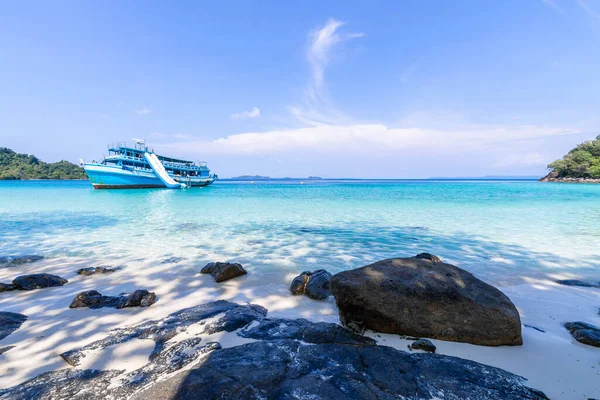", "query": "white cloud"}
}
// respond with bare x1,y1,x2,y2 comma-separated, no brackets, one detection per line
293,18,364,125
231,107,261,120
159,122,580,157
136,107,151,115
